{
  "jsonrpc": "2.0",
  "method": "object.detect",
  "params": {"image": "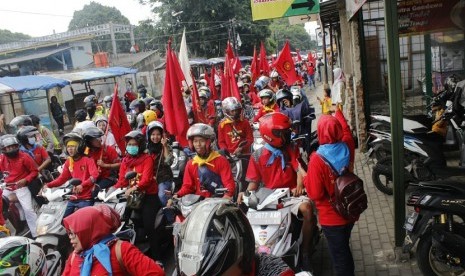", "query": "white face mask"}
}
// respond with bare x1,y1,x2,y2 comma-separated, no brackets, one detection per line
28,137,36,145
